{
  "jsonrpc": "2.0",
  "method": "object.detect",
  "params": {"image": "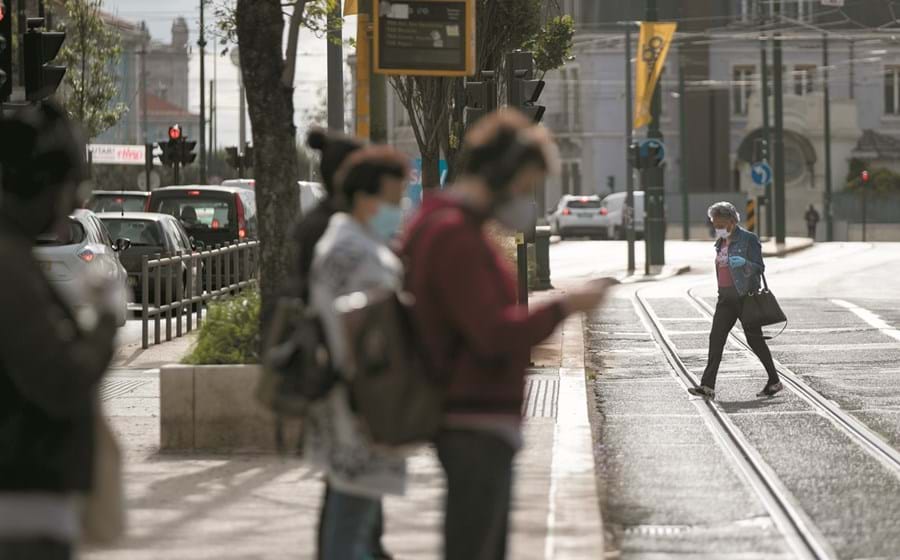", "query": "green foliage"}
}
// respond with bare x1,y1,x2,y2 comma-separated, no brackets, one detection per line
845,165,900,193
213,0,339,44
57,0,128,139
183,289,261,365
527,15,576,75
